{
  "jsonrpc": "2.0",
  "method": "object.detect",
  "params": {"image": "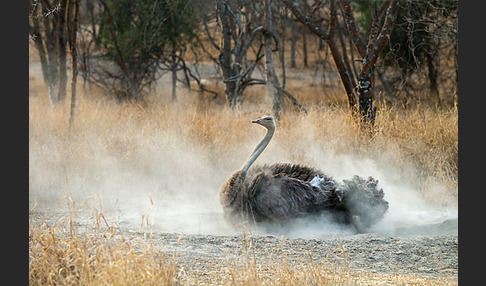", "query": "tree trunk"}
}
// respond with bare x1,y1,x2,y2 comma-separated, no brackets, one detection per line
281,0,399,129
327,0,358,110
43,8,59,104
87,0,98,47
216,0,237,107
267,51,284,119
341,0,400,127
264,0,283,120
426,51,440,106
302,29,308,68
30,0,60,106
337,23,357,85
31,17,53,102
279,18,287,89
327,38,357,110
290,21,296,68
264,0,308,118
171,62,178,101
280,0,357,111
57,0,68,103
69,0,79,128
357,75,375,128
